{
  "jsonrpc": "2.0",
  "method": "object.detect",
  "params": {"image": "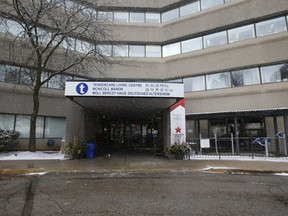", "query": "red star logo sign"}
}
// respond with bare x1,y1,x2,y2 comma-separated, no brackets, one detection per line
175,127,181,133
